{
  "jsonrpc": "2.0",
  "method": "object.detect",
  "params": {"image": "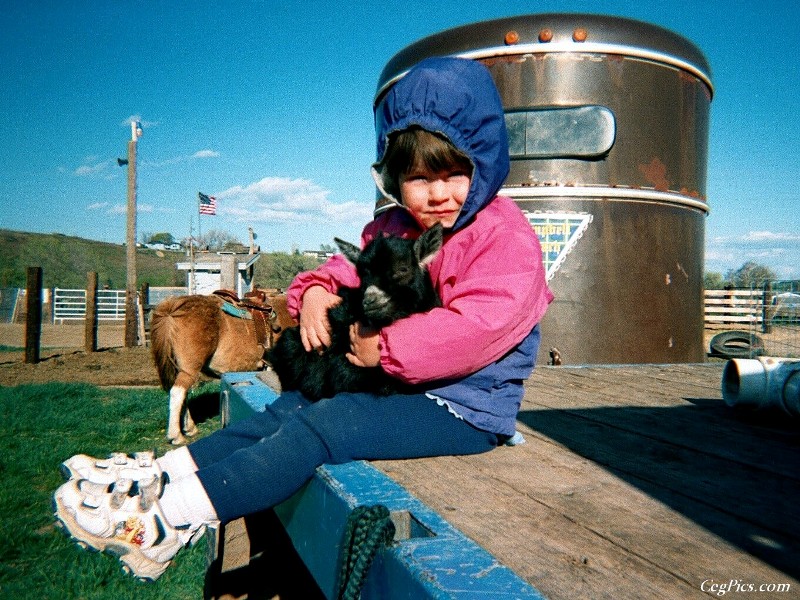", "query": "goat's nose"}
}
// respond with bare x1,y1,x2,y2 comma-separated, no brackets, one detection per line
363,285,390,309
